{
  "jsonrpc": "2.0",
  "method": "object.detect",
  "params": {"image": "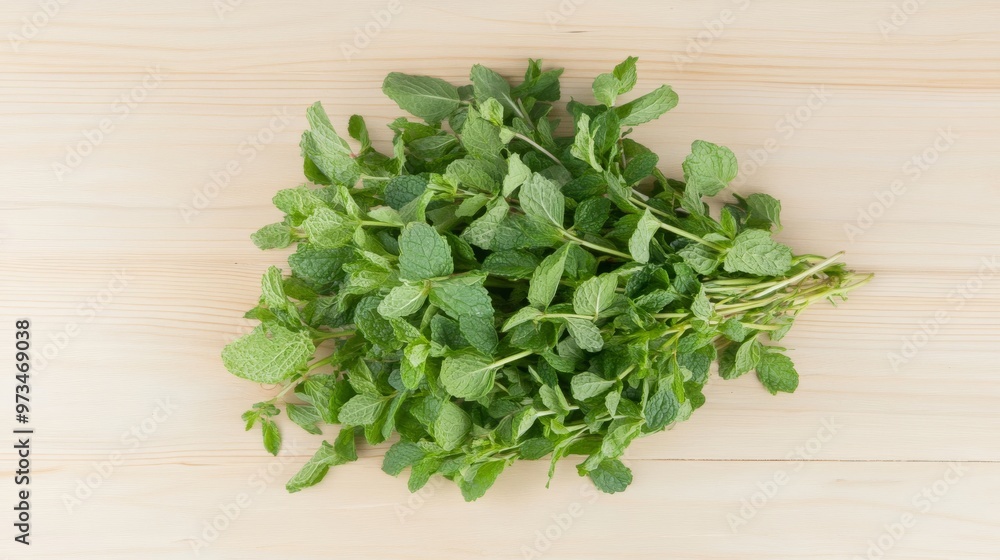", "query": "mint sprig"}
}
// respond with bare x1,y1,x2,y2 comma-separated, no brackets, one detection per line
224,58,872,501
